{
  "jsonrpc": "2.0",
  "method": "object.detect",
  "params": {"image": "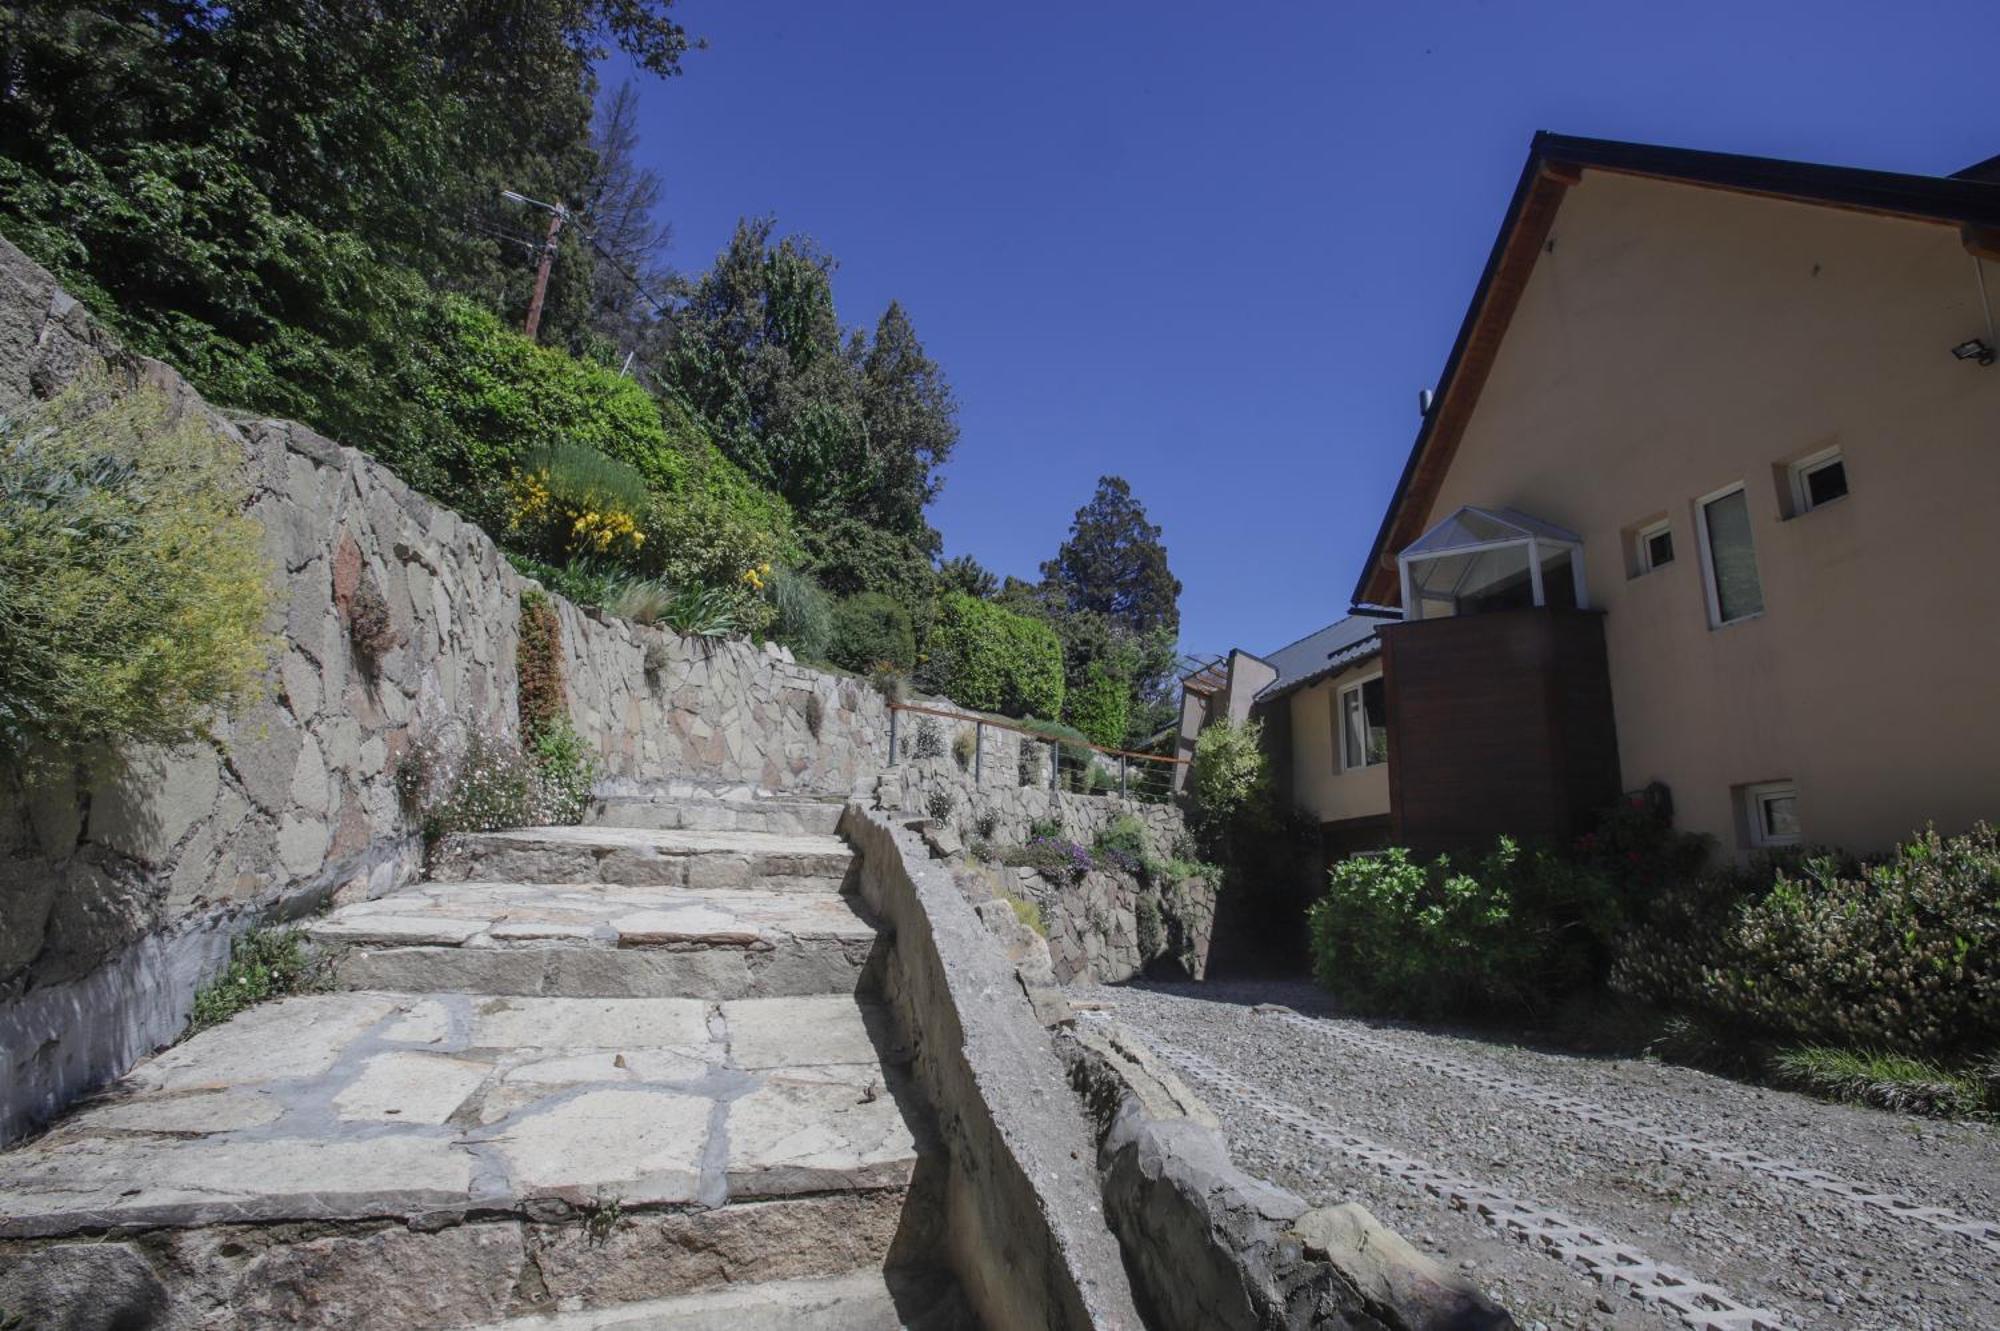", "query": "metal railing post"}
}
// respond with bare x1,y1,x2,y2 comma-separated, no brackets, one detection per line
1049,740,1058,793
888,707,899,765
1120,754,1128,798
974,721,983,783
